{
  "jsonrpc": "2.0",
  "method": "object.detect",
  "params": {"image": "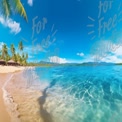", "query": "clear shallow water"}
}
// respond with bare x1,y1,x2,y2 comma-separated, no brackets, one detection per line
25,66,122,122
